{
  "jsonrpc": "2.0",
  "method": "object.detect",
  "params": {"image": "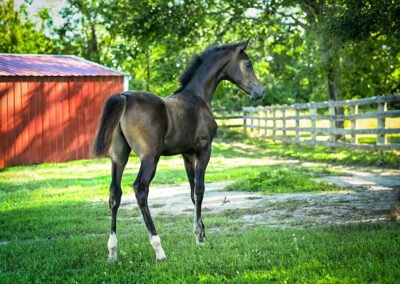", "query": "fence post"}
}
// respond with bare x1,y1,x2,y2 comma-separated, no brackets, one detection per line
311,106,316,144
377,102,387,145
329,105,336,144
272,108,276,142
295,108,300,144
259,109,262,136
250,110,254,135
265,109,269,137
282,108,287,143
350,105,358,144
243,109,247,136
